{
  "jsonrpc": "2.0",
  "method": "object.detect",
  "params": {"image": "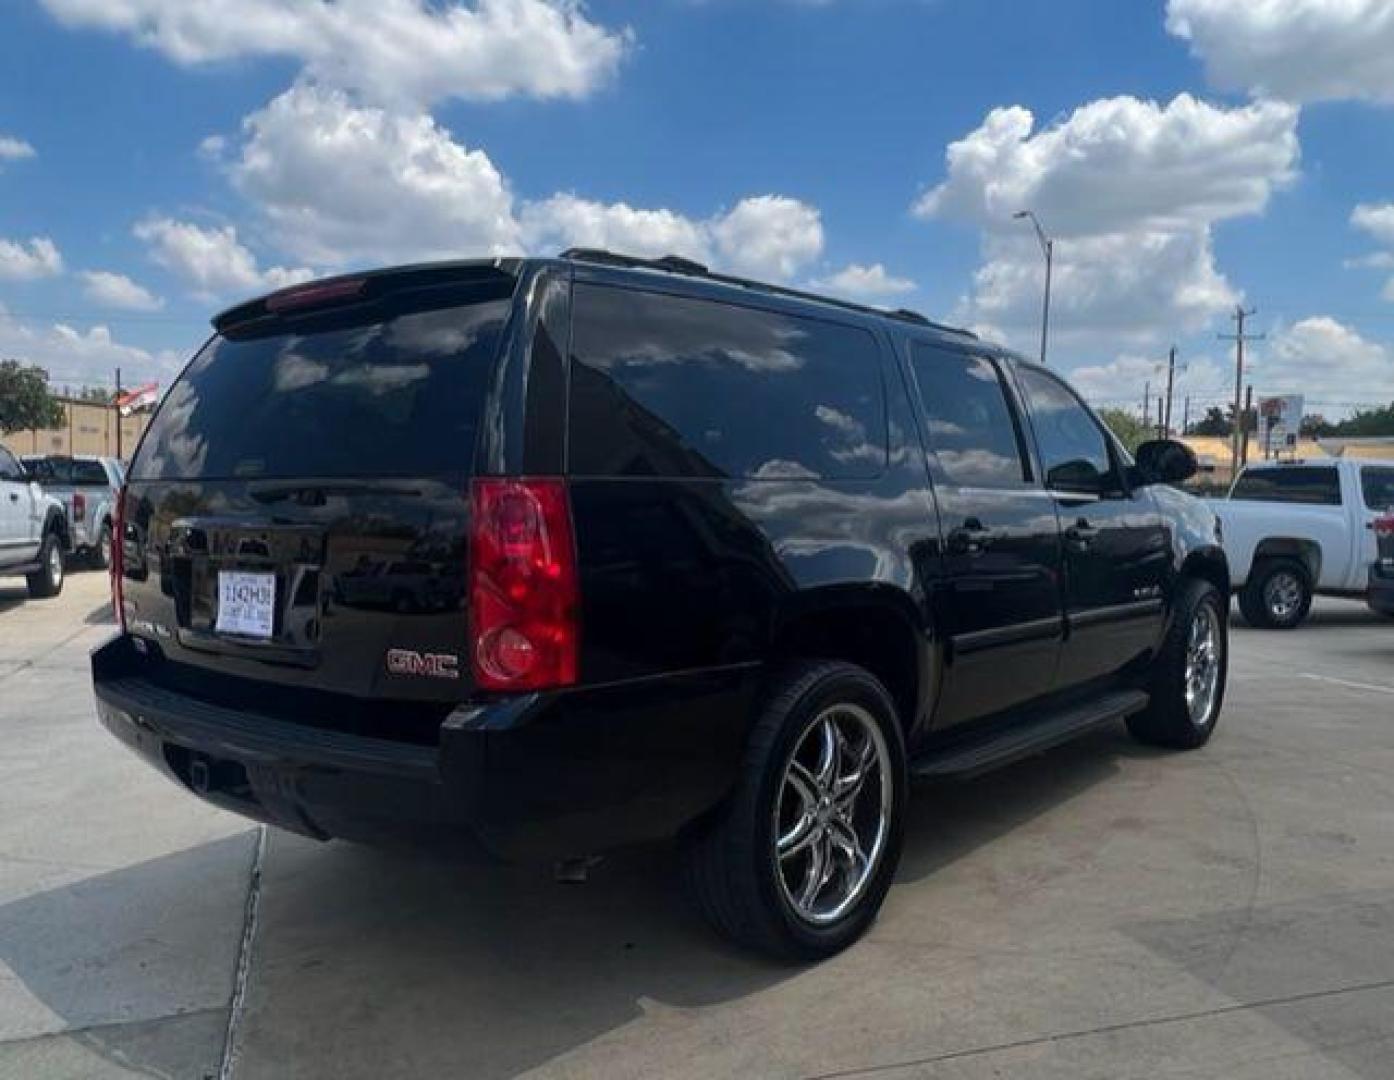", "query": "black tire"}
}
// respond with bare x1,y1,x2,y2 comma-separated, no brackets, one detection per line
682,661,907,962
1128,578,1227,750
1238,557,1312,629
90,521,113,570
25,532,64,599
